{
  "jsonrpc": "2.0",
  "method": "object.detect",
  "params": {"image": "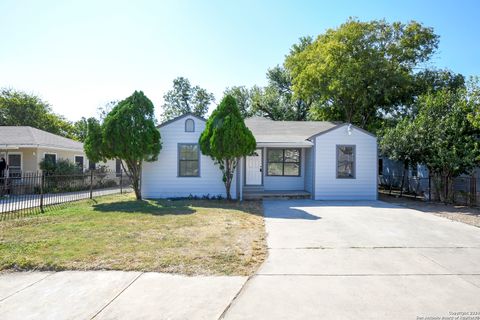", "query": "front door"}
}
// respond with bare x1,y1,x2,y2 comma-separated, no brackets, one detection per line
246,149,262,185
